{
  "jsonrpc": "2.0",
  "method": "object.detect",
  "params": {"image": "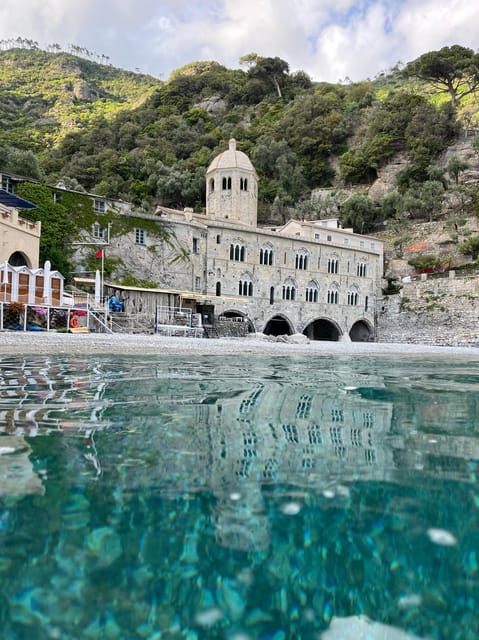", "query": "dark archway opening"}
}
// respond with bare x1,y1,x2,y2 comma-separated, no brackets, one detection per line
263,315,293,336
8,251,30,267
222,310,255,333
303,319,341,341
349,320,373,342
